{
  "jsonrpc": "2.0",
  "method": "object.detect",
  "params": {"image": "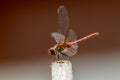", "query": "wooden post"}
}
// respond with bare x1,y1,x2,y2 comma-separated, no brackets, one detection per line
51,60,73,80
